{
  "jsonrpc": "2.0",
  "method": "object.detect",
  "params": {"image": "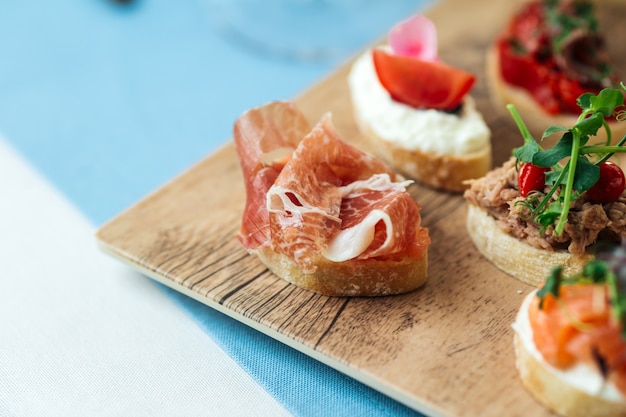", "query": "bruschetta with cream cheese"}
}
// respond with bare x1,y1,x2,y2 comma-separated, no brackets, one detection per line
513,246,626,416
487,0,626,144
464,85,626,285
348,15,492,192
233,101,430,297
